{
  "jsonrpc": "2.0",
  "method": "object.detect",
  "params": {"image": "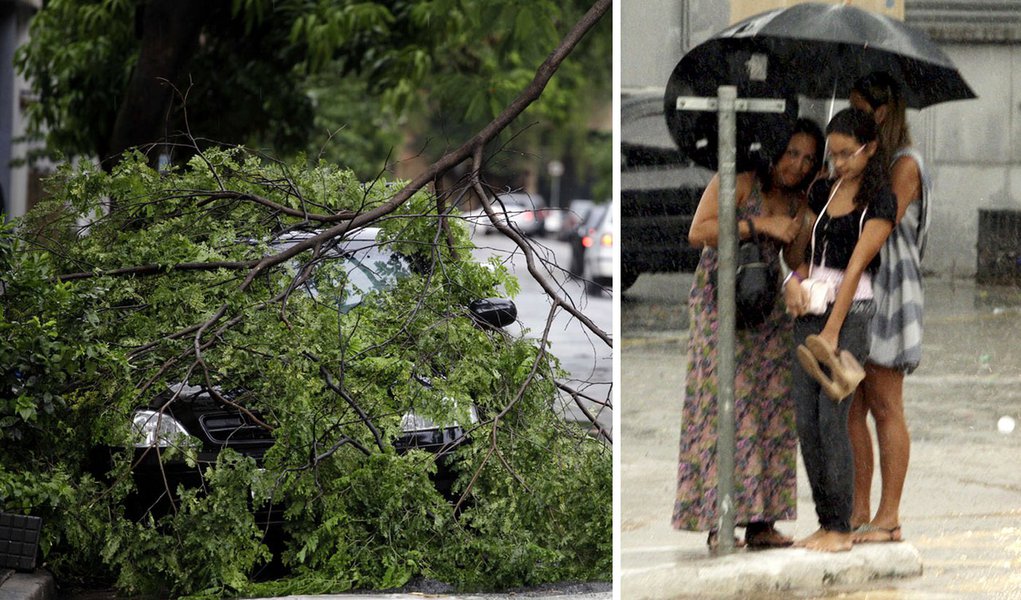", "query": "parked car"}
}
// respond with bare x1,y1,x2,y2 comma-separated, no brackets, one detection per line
559,199,595,242
582,202,613,294
115,228,518,522
539,206,565,238
621,88,713,291
462,192,546,237
568,202,607,278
